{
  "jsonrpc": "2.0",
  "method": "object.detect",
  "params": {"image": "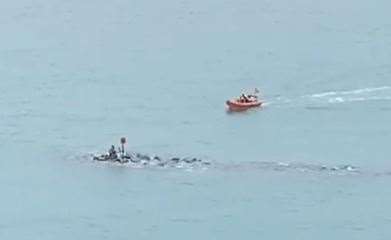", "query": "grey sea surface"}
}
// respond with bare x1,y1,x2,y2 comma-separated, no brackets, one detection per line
1,0,391,239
